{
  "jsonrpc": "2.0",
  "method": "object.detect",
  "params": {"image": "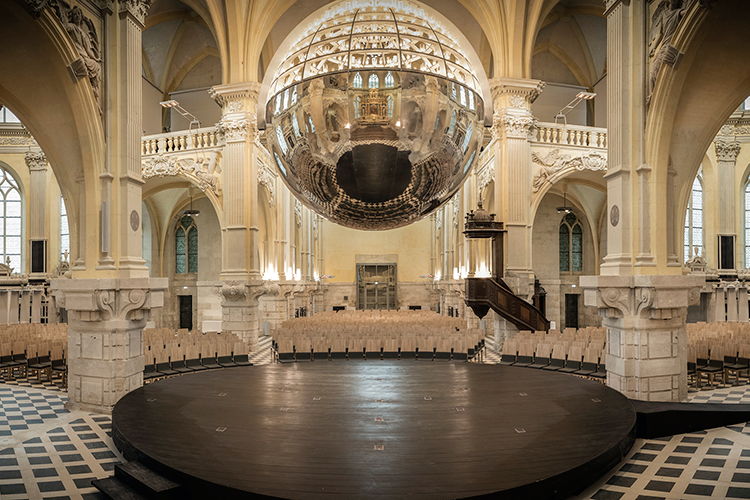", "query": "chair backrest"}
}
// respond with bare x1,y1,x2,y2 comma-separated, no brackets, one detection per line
710,345,724,361
551,344,566,360
535,343,551,359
